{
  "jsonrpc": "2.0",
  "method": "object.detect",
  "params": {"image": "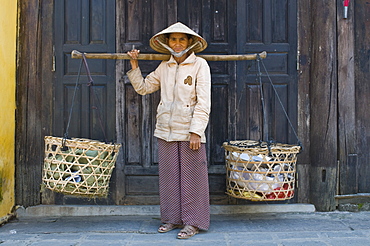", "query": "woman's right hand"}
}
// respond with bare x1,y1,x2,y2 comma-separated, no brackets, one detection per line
127,49,140,70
